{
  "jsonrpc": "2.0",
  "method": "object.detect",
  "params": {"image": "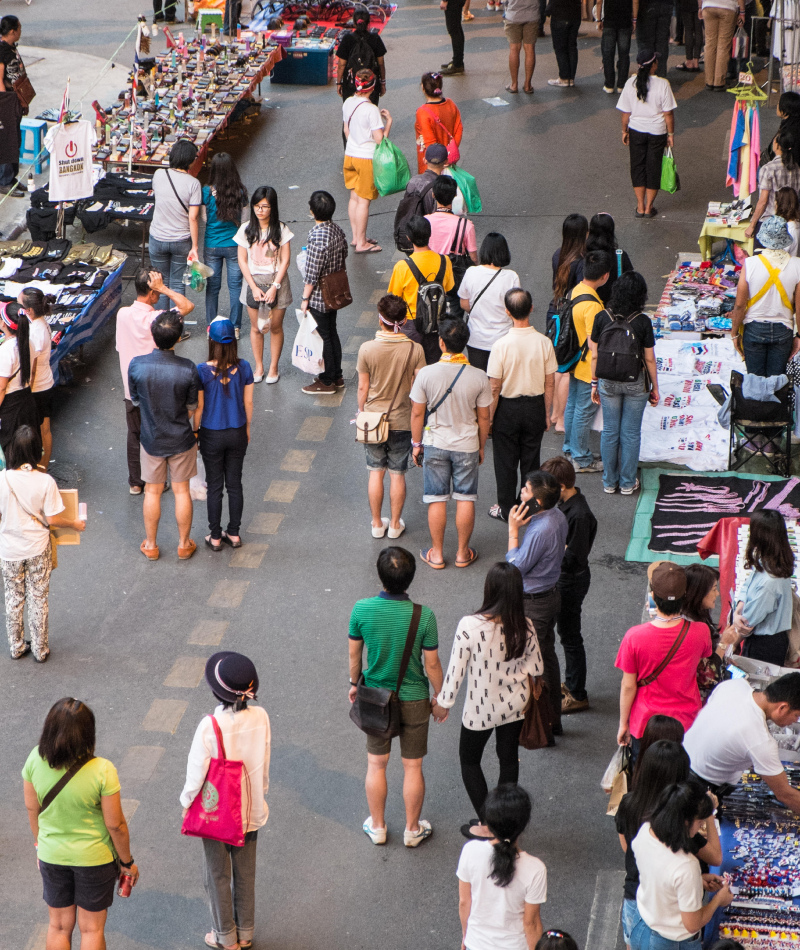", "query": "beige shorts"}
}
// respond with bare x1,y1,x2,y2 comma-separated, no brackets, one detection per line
504,19,538,43
366,698,431,758
343,155,379,201
140,443,198,485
